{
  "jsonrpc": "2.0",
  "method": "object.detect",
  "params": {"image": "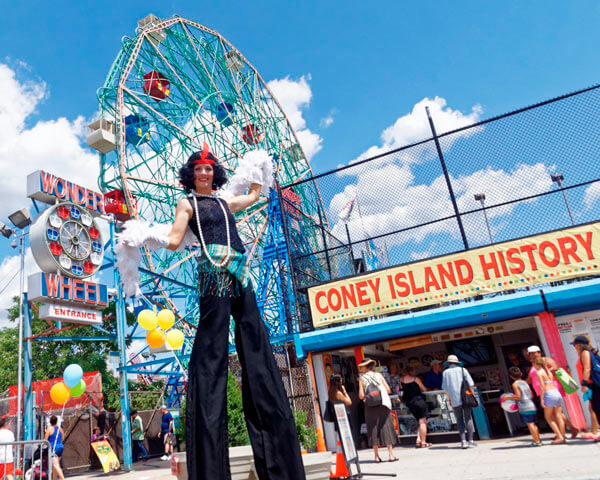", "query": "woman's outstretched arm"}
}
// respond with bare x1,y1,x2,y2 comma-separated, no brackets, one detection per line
167,198,193,250
224,183,262,213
